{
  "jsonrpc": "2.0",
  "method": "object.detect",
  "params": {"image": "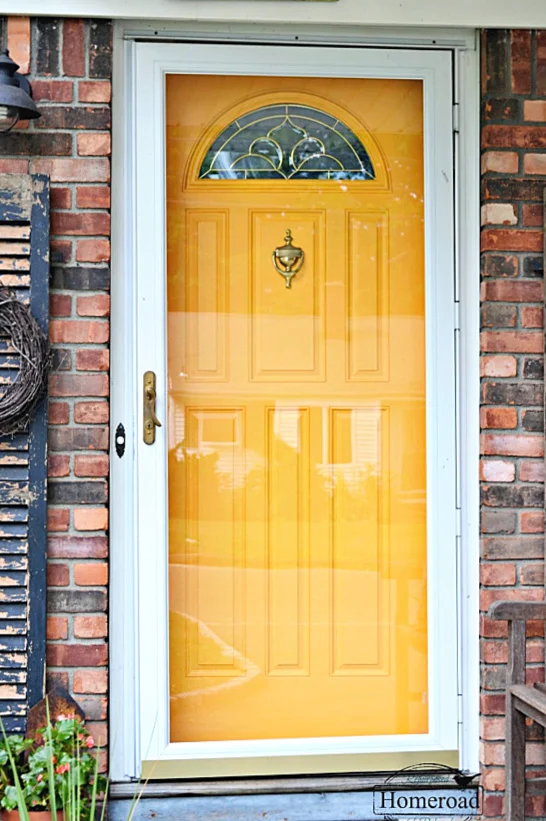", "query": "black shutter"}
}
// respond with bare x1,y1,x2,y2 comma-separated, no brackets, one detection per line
0,173,49,730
